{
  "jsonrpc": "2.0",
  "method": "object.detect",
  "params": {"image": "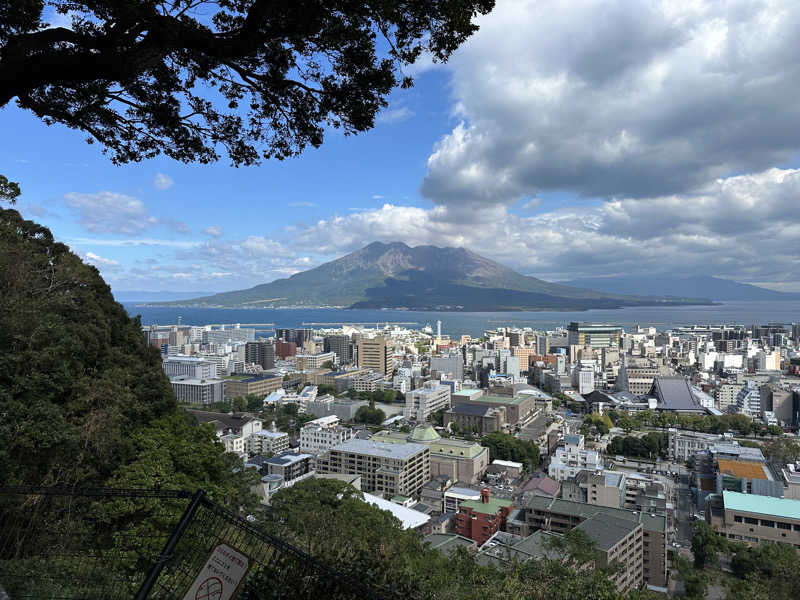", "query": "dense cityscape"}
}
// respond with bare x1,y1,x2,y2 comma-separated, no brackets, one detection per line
148,318,800,595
